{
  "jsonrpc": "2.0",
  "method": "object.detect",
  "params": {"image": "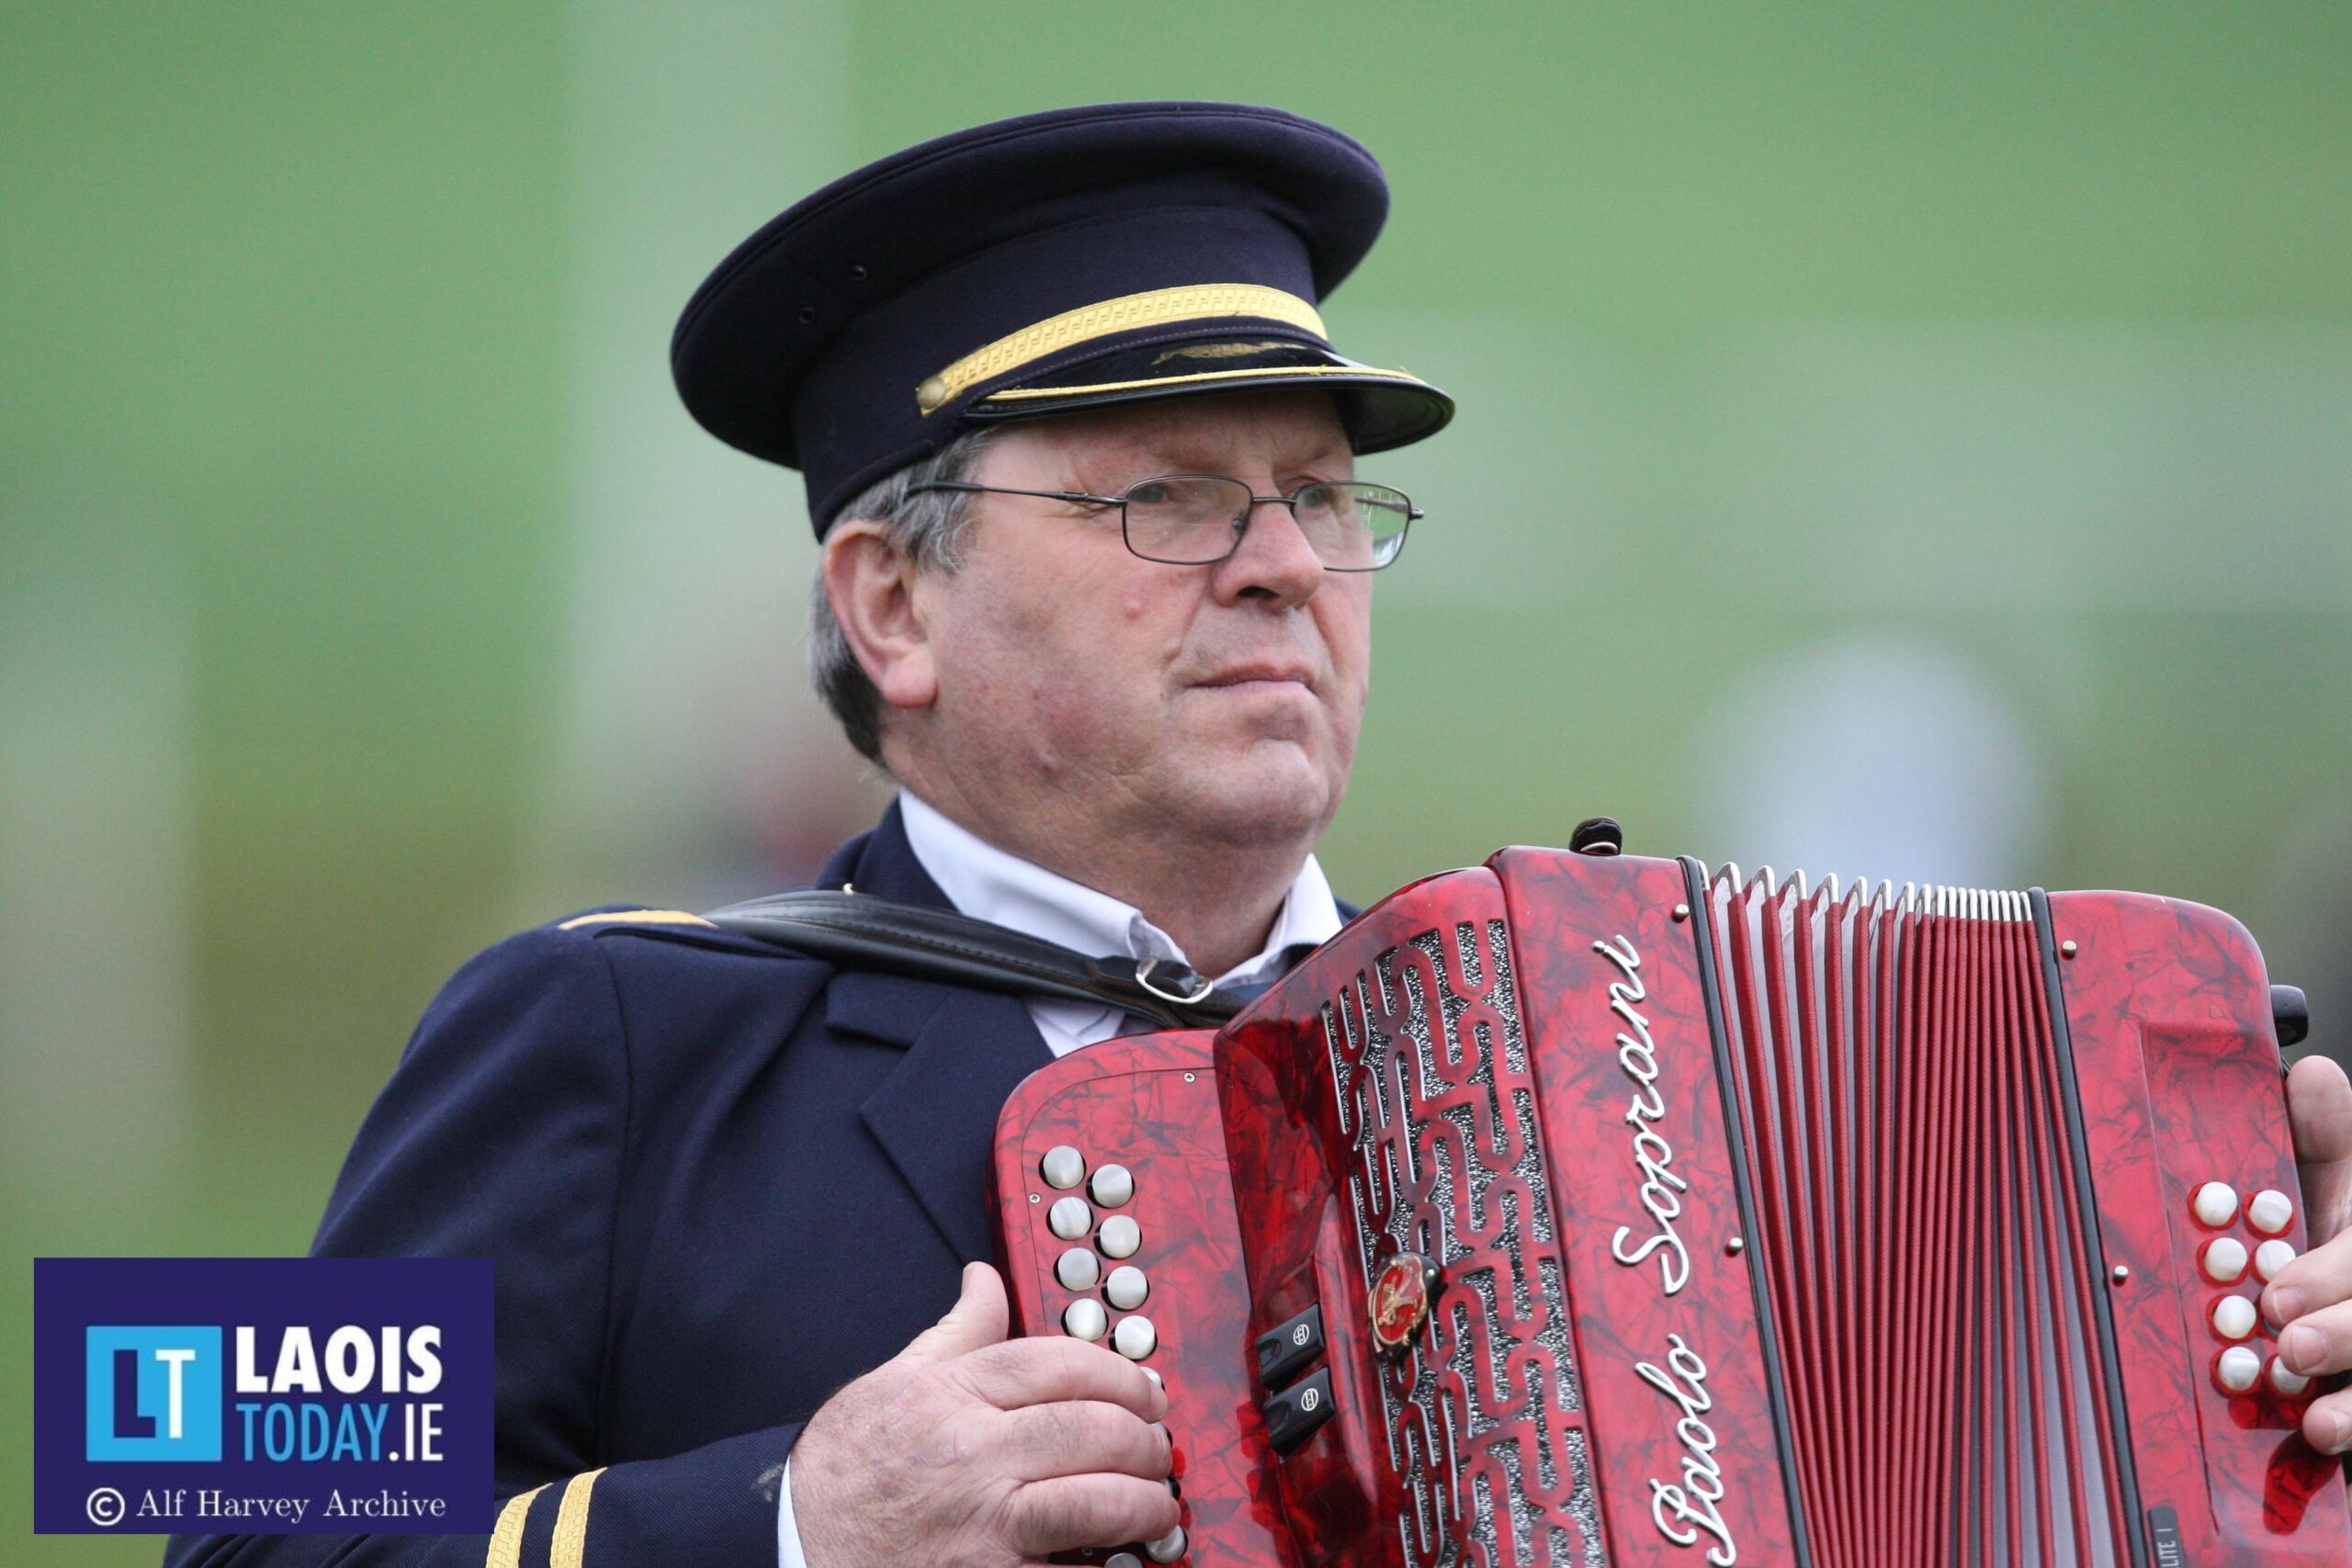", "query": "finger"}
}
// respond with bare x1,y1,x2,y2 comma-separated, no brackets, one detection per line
2274,1297,2352,1381
2261,1227,2352,1328
900,1262,1010,1364
998,1472,1182,1557
2305,1385,2352,1454
957,1334,1168,1420
995,1400,1171,1483
2290,1056,2352,1244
